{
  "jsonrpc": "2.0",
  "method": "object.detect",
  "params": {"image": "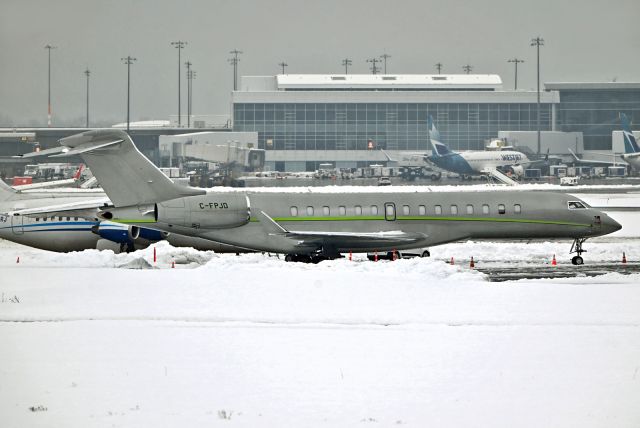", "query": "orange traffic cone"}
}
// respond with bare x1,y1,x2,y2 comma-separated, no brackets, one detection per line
171,261,175,268
153,247,157,263
349,251,352,261
470,256,475,269
622,252,627,264
374,250,378,262
551,254,557,266
450,256,455,265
